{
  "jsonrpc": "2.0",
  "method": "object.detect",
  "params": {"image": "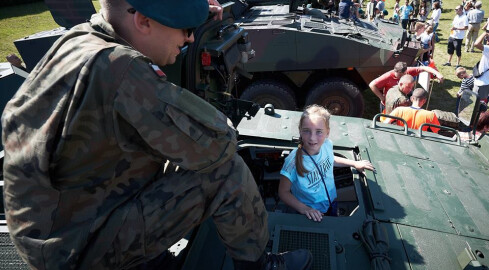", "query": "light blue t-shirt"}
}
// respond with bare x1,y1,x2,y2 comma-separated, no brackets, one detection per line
280,139,337,213
400,5,413,20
